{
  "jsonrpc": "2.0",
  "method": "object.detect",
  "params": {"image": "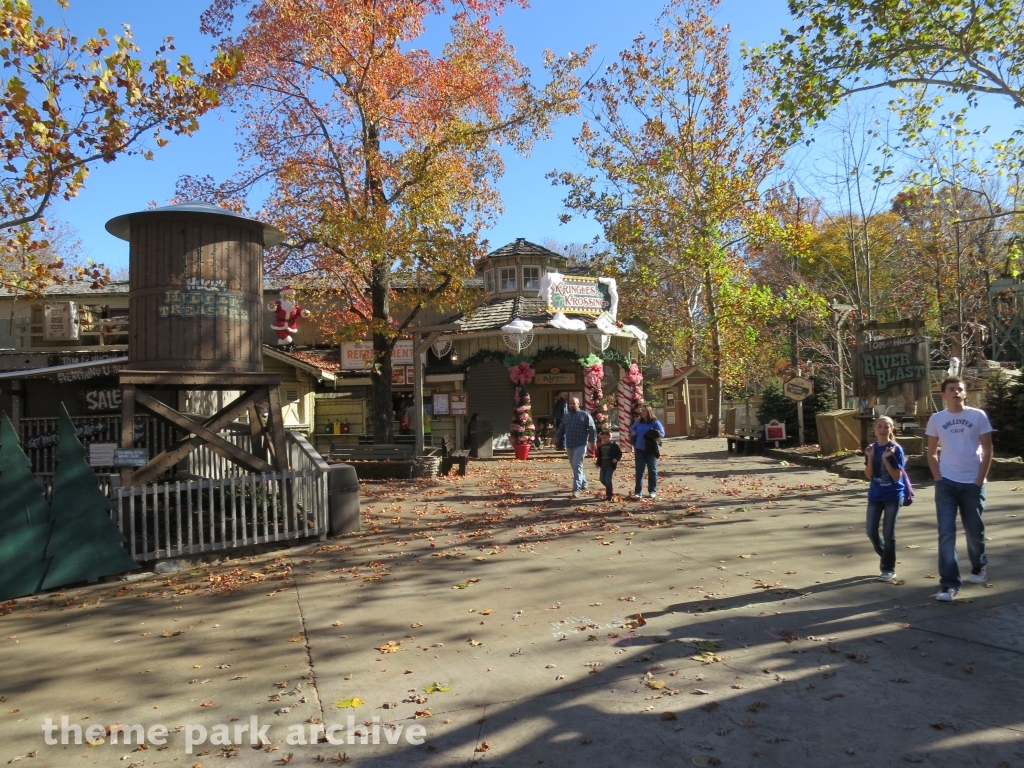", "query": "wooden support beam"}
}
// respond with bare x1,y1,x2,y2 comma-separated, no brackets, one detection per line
264,385,290,471
248,402,266,461
414,331,444,357
131,389,272,484
120,372,282,388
